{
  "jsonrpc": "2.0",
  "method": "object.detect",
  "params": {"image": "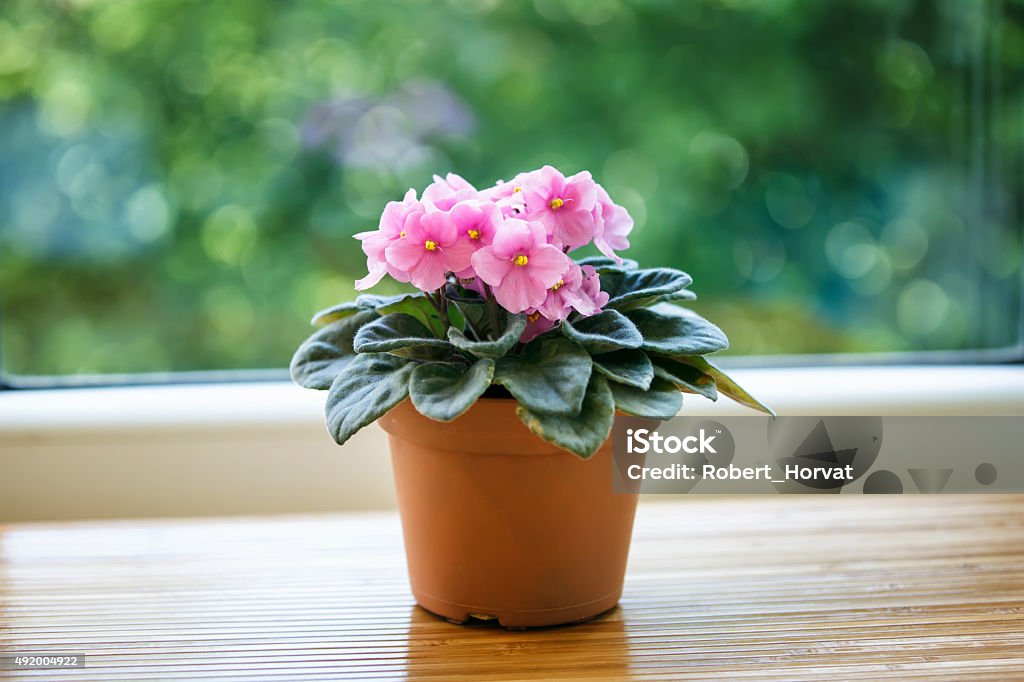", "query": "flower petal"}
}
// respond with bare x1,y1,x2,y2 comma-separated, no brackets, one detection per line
409,253,449,292
554,208,597,249
385,237,426,272
490,218,535,259
564,170,597,211
538,289,570,320
526,244,570,288
355,259,387,291
594,235,624,265
441,237,475,274
471,246,513,285
493,265,547,313
422,210,459,246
